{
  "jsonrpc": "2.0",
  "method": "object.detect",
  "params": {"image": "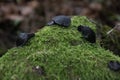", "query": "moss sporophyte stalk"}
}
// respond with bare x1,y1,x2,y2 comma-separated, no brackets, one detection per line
0,16,120,80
